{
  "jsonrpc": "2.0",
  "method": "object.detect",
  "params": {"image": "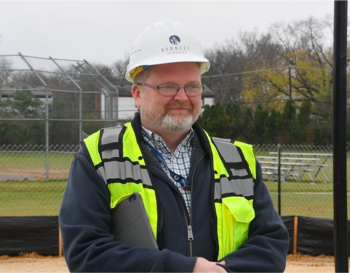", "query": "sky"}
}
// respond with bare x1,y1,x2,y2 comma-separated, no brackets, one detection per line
0,0,335,67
